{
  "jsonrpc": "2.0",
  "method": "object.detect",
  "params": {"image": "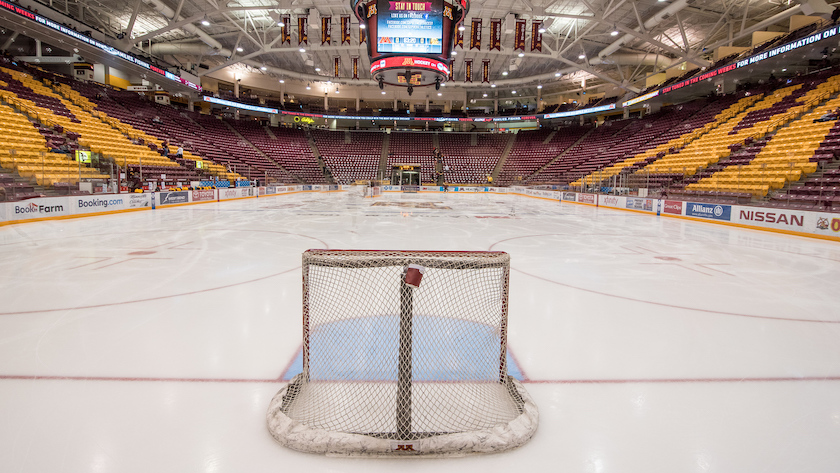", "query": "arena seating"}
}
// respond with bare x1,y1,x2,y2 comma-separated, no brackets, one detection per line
229,122,325,184
388,132,436,182
314,130,383,184
497,127,591,185
438,133,510,184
